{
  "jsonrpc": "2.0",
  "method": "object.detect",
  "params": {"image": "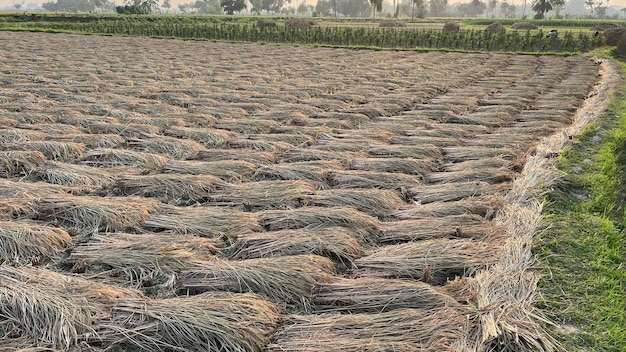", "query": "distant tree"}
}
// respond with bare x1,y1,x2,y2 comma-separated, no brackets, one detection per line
221,0,246,13
429,0,448,16
585,0,596,16
370,0,383,19
178,2,192,12
457,0,486,16
621,6,626,19
336,0,370,16
261,0,291,14
487,0,497,16
551,0,565,17
250,0,262,13
531,0,552,18
13,1,23,11
194,0,221,13
315,0,333,15
43,0,114,12
472,0,485,15
297,0,308,15
411,0,426,19
162,0,171,11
